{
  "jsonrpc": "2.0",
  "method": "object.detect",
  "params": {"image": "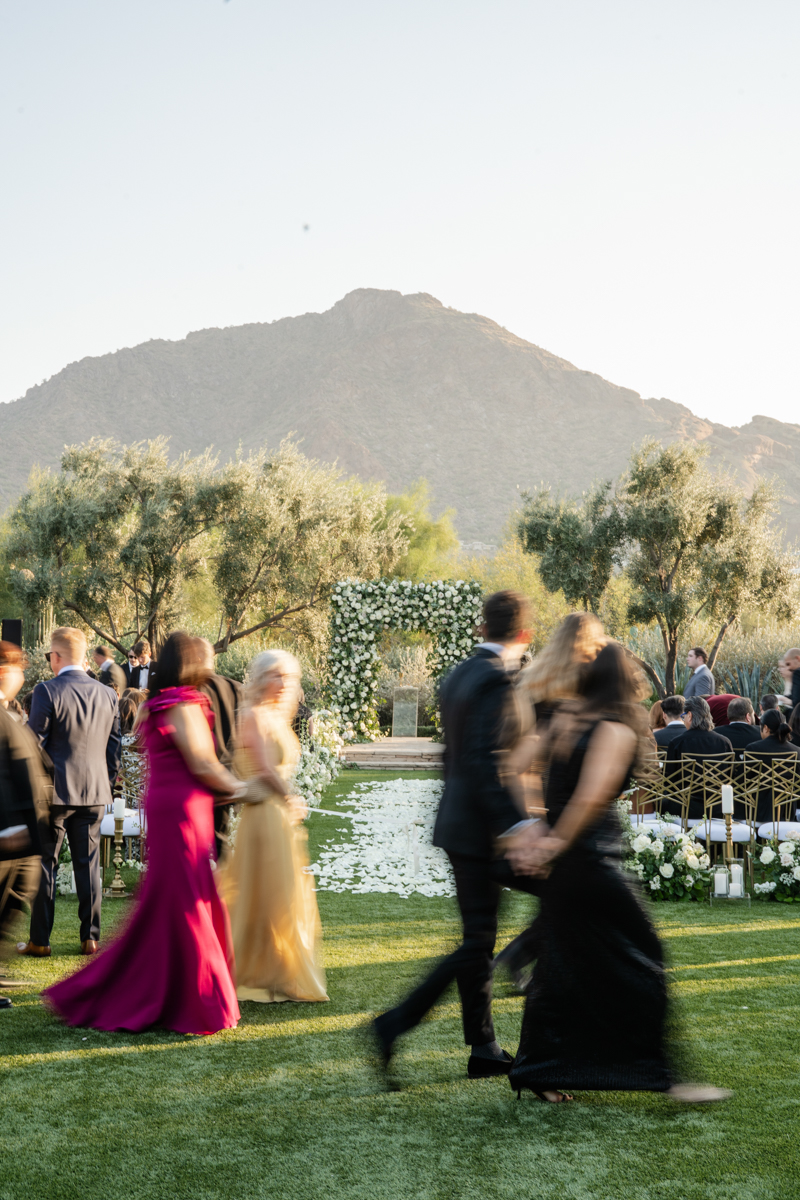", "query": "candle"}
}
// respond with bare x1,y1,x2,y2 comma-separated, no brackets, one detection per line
730,862,744,898
714,868,729,896
114,794,124,821
721,785,734,815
